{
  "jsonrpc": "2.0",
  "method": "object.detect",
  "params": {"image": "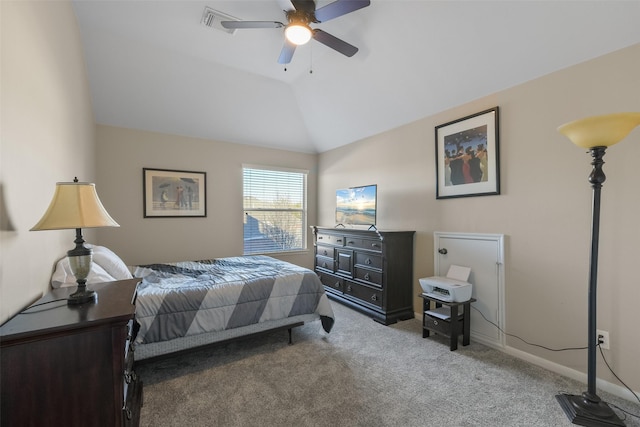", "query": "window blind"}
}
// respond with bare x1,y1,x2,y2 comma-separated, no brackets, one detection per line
243,167,307,255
